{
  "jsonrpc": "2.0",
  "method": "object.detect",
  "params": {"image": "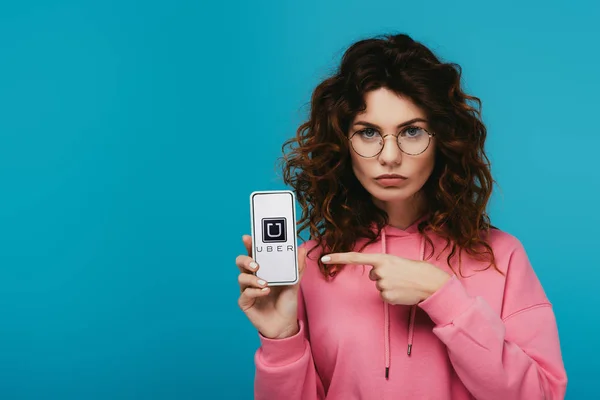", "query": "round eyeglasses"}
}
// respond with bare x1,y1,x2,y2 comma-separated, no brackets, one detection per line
348,126,435,157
